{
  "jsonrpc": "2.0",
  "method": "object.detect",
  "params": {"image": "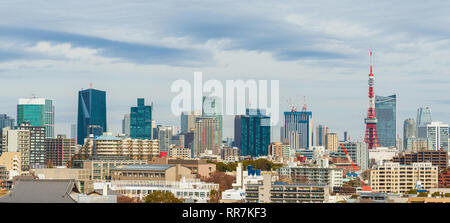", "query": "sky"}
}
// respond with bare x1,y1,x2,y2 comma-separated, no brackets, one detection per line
0,0,449,142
